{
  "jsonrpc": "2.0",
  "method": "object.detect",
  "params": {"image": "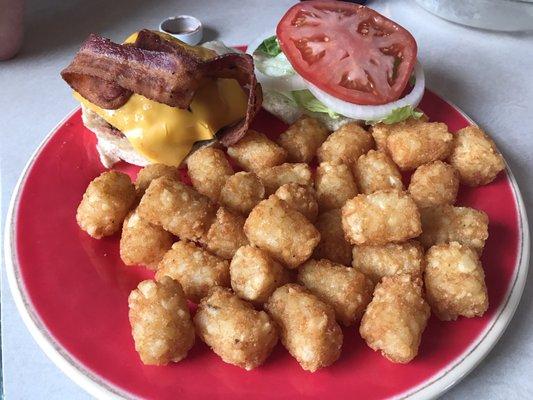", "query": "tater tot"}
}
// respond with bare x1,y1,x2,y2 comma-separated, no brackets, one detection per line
297,259,373,326
156,241,230,303
386,122,454,170
265,284,343,372
219,171,265,215
341,190,421,245
354,150,403,194
244,195,320,268
230,245,290,304
257,163,313,195
352,241,424,284
120,209,174,269
370,116,429,153
315,161,358,211
359,275,430,363
275,183,318,223
76,171,136,238
317,122,374,165
448,126,505,186
137,176,217,242
194,287,278,370
206,207,249,260
313,209,353,266
408,161,459,208
135,164,179,197
187,146,234,201
277,115,329,163
370,124,390,153
425,242,488,321
128,276,194,365
227,130,287,172
419,205,489,253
